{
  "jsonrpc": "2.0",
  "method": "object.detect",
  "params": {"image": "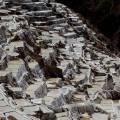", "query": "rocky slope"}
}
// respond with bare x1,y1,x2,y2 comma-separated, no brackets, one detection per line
0,0,120,120
56,0,120,51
